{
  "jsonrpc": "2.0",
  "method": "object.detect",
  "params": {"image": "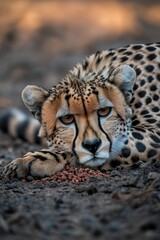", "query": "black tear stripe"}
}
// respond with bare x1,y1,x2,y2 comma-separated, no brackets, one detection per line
98,117,112,153
96,93,112,152
72,121,79,163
